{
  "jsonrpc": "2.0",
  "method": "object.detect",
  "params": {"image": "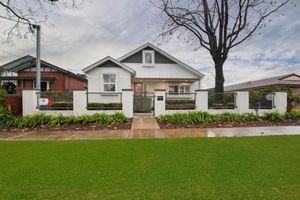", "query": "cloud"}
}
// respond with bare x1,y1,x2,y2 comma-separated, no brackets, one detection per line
0,1,299,89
